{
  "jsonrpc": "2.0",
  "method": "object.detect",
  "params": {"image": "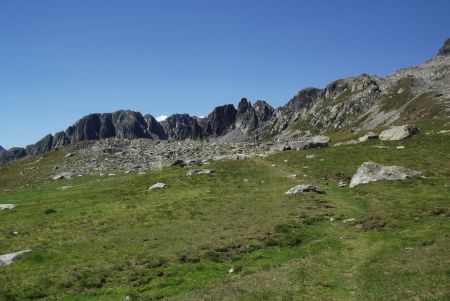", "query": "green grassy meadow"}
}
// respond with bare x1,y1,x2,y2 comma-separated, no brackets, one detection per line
1,119,449,300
